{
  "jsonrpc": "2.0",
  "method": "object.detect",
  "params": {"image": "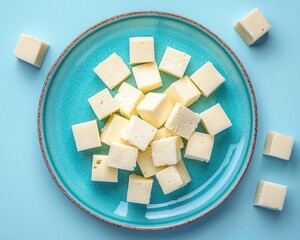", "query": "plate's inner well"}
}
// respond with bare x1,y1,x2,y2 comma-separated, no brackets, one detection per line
40,13,255,228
